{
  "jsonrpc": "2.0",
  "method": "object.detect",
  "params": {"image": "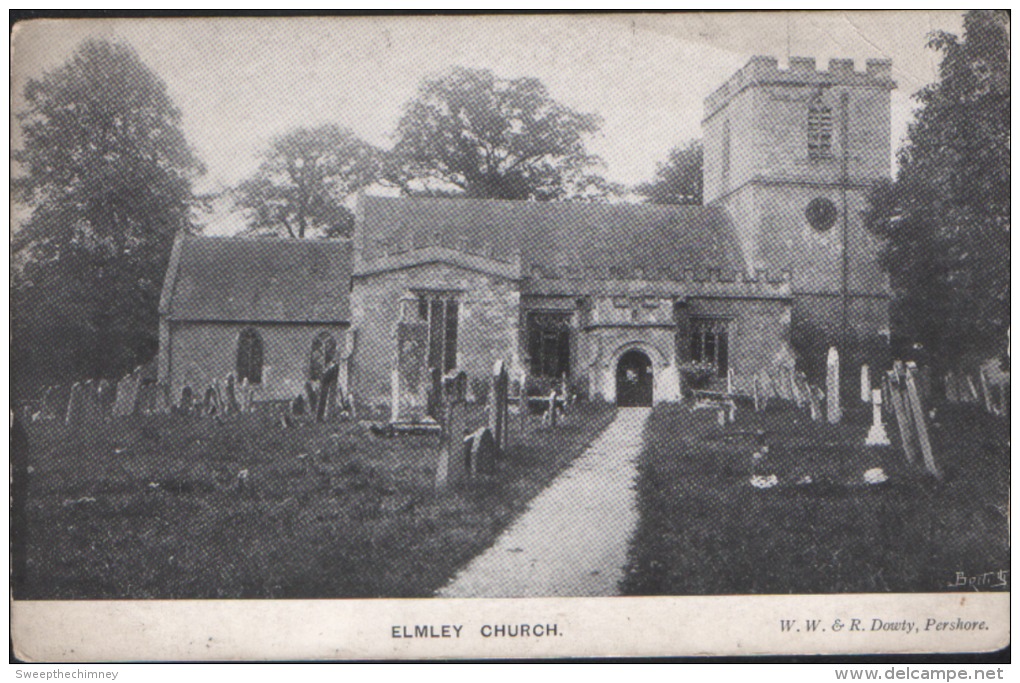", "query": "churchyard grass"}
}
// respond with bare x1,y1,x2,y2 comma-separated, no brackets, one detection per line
621,402,1010,595
18,402,615,599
